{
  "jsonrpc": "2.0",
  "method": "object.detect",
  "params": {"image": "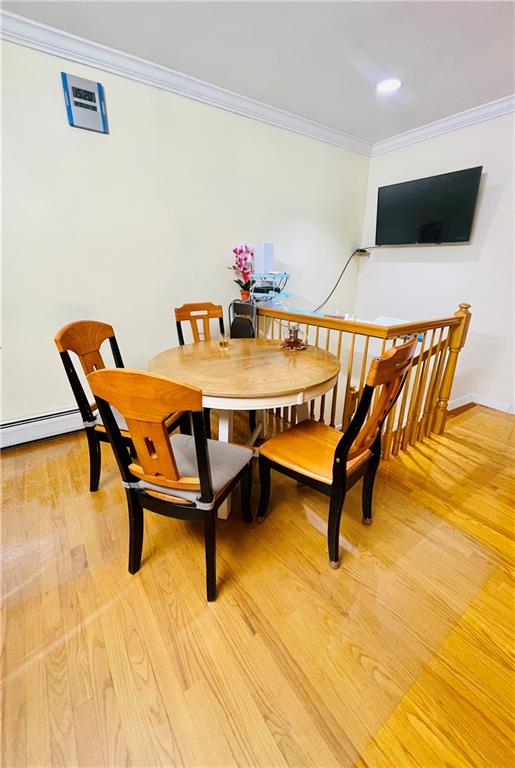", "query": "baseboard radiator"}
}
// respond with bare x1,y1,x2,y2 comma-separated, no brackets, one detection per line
0,409,83,449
